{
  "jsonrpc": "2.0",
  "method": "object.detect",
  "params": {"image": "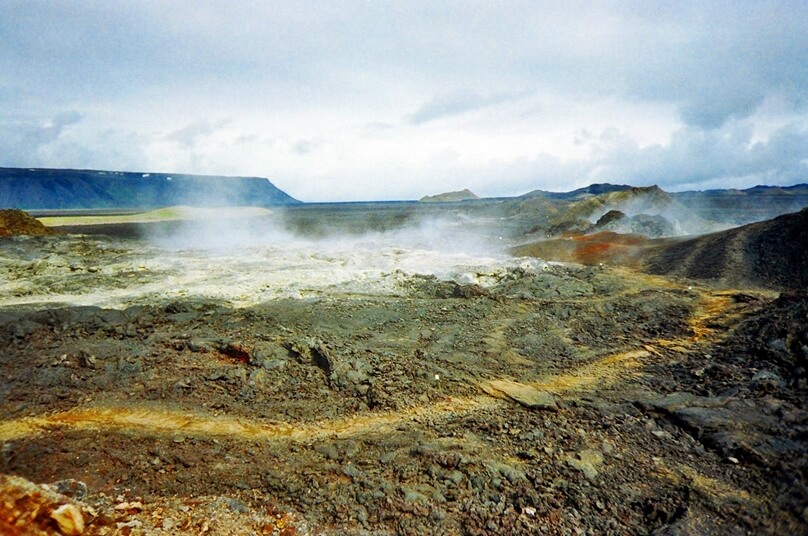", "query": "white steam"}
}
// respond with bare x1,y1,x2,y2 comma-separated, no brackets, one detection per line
0,210,544,309
588,195,731,236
